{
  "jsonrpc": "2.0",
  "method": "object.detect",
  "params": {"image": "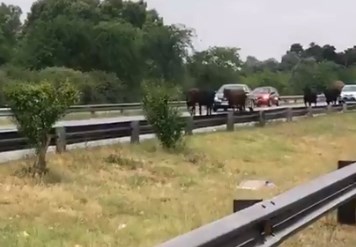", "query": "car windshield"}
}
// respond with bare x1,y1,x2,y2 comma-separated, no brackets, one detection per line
342,85,356,92
217,84,245,93
252,87,271,94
